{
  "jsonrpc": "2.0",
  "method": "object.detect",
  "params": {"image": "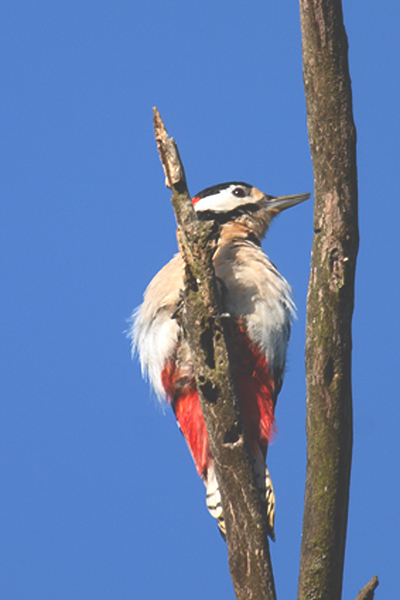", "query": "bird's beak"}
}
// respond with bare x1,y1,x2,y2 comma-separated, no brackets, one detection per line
263,192,310,215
